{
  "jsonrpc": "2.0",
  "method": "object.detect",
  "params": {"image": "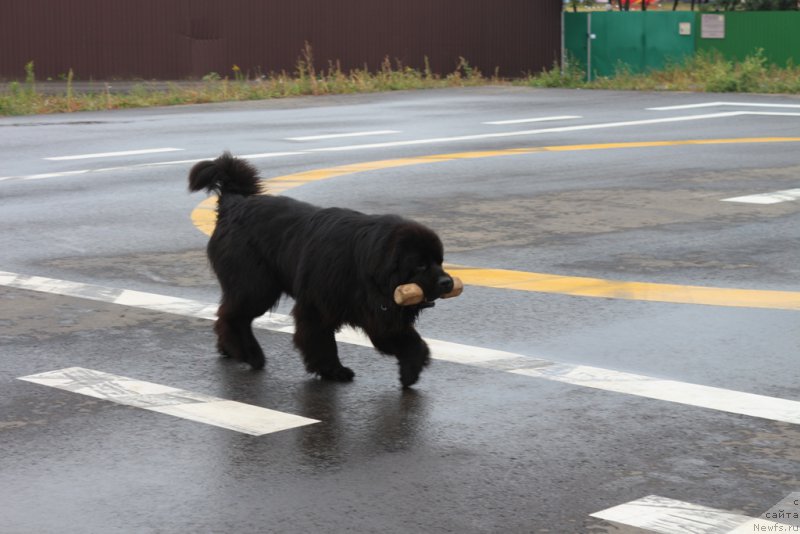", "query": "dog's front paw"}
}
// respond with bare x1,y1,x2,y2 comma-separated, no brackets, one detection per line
318,365,355,382
399,363,422,389
398,347,429,388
